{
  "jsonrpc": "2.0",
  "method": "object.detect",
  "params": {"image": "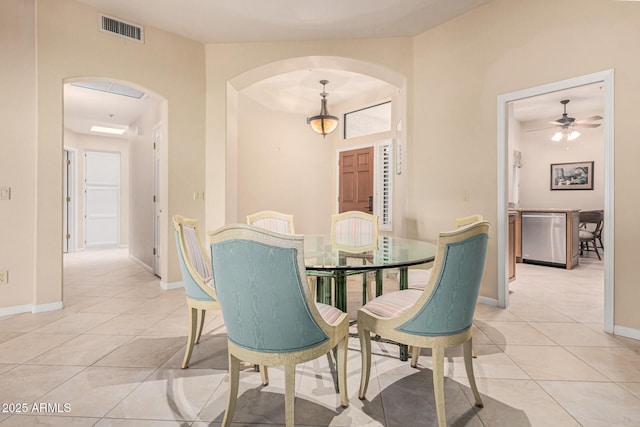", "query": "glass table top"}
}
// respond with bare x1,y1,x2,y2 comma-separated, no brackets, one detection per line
303,234,437,271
